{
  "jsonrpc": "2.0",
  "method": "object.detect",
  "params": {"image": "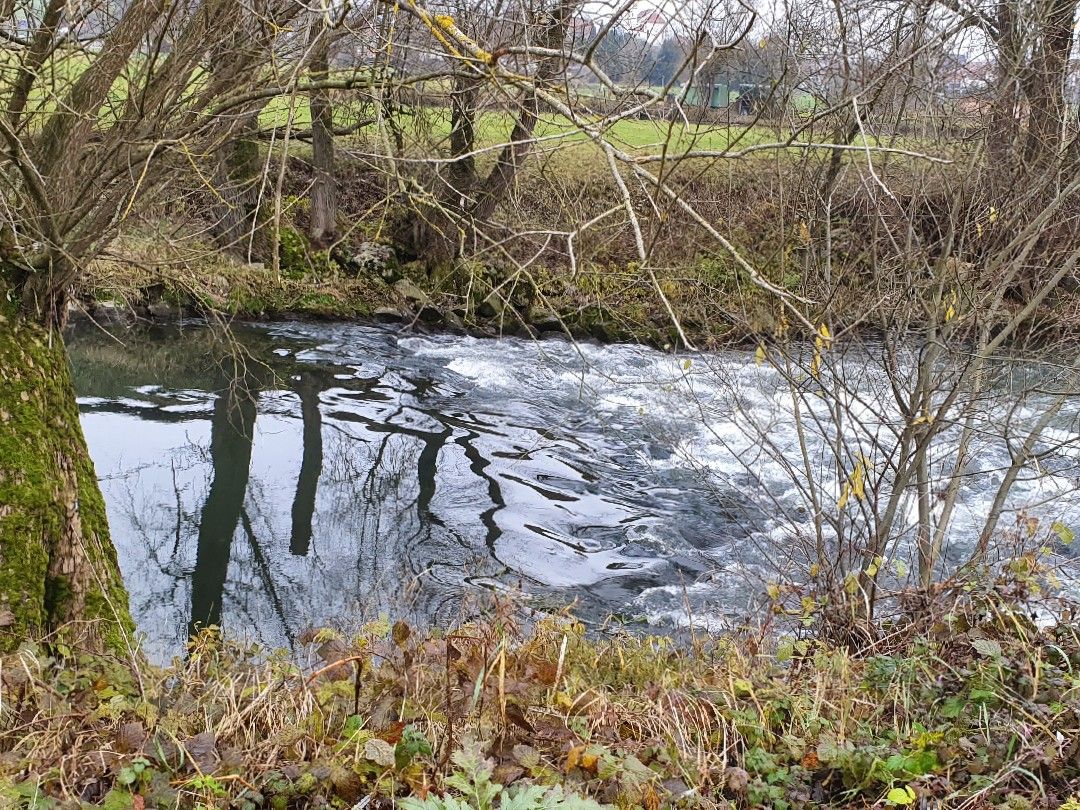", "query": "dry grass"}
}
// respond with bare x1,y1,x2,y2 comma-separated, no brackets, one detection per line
78,231,395,322
3,578,1080,809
